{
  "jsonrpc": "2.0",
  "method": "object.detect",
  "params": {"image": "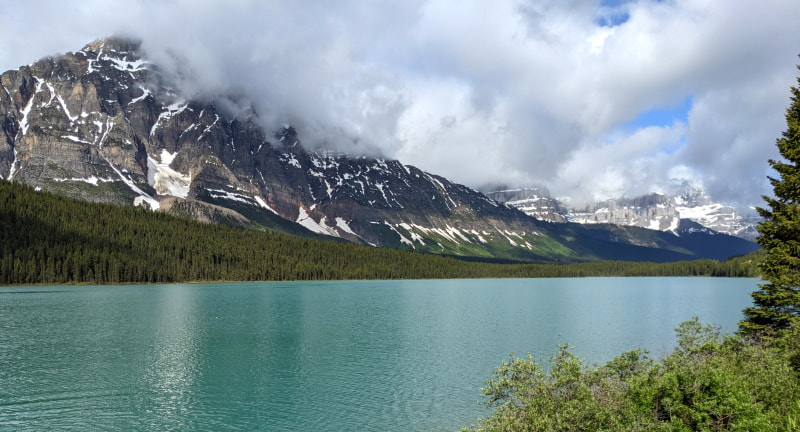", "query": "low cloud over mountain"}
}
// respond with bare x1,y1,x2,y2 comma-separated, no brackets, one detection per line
1,0,798,208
